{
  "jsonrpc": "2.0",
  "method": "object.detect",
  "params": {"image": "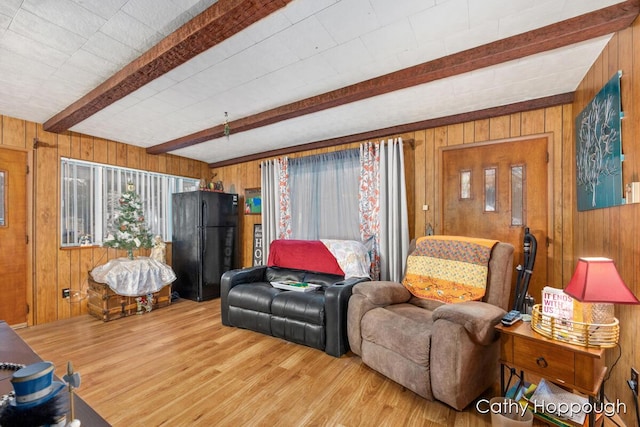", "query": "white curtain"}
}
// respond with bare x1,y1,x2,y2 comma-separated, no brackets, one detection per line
288,150,360,240
378,138,410,282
